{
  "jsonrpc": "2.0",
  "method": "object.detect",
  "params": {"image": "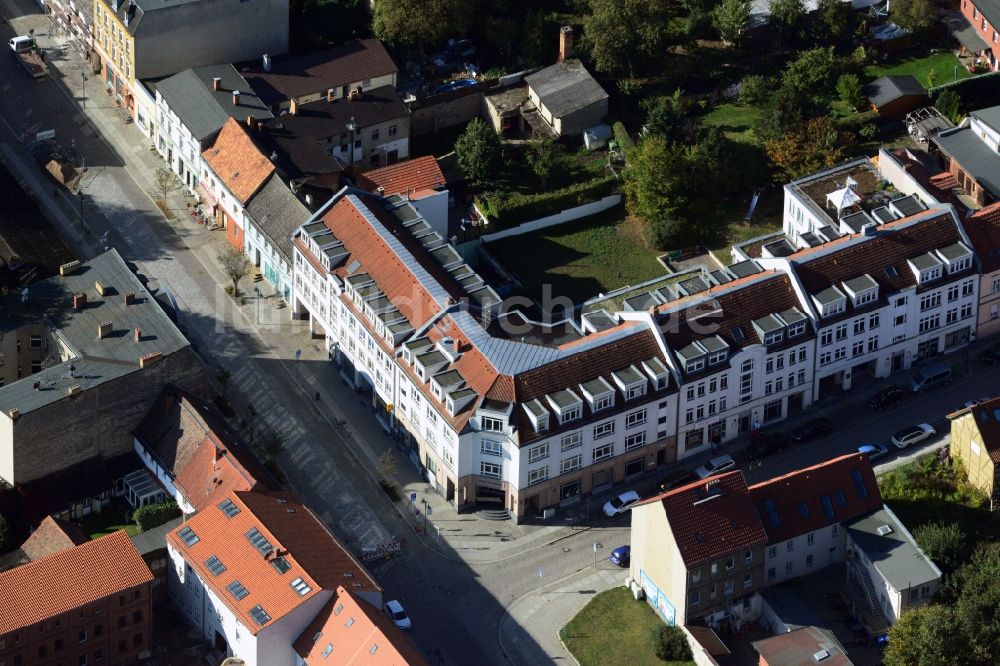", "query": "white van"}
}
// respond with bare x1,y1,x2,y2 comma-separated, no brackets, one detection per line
909,361,952,393
8,36,33,53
